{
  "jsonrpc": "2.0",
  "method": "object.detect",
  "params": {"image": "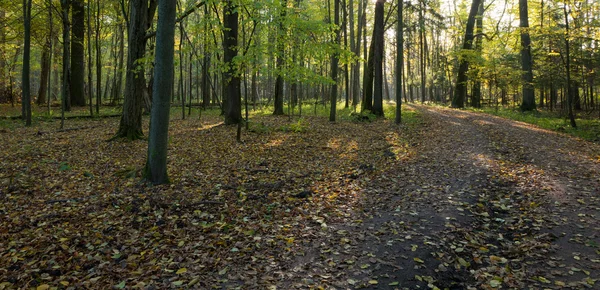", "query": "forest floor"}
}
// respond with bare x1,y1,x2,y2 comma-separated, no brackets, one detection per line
1,104,599,289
